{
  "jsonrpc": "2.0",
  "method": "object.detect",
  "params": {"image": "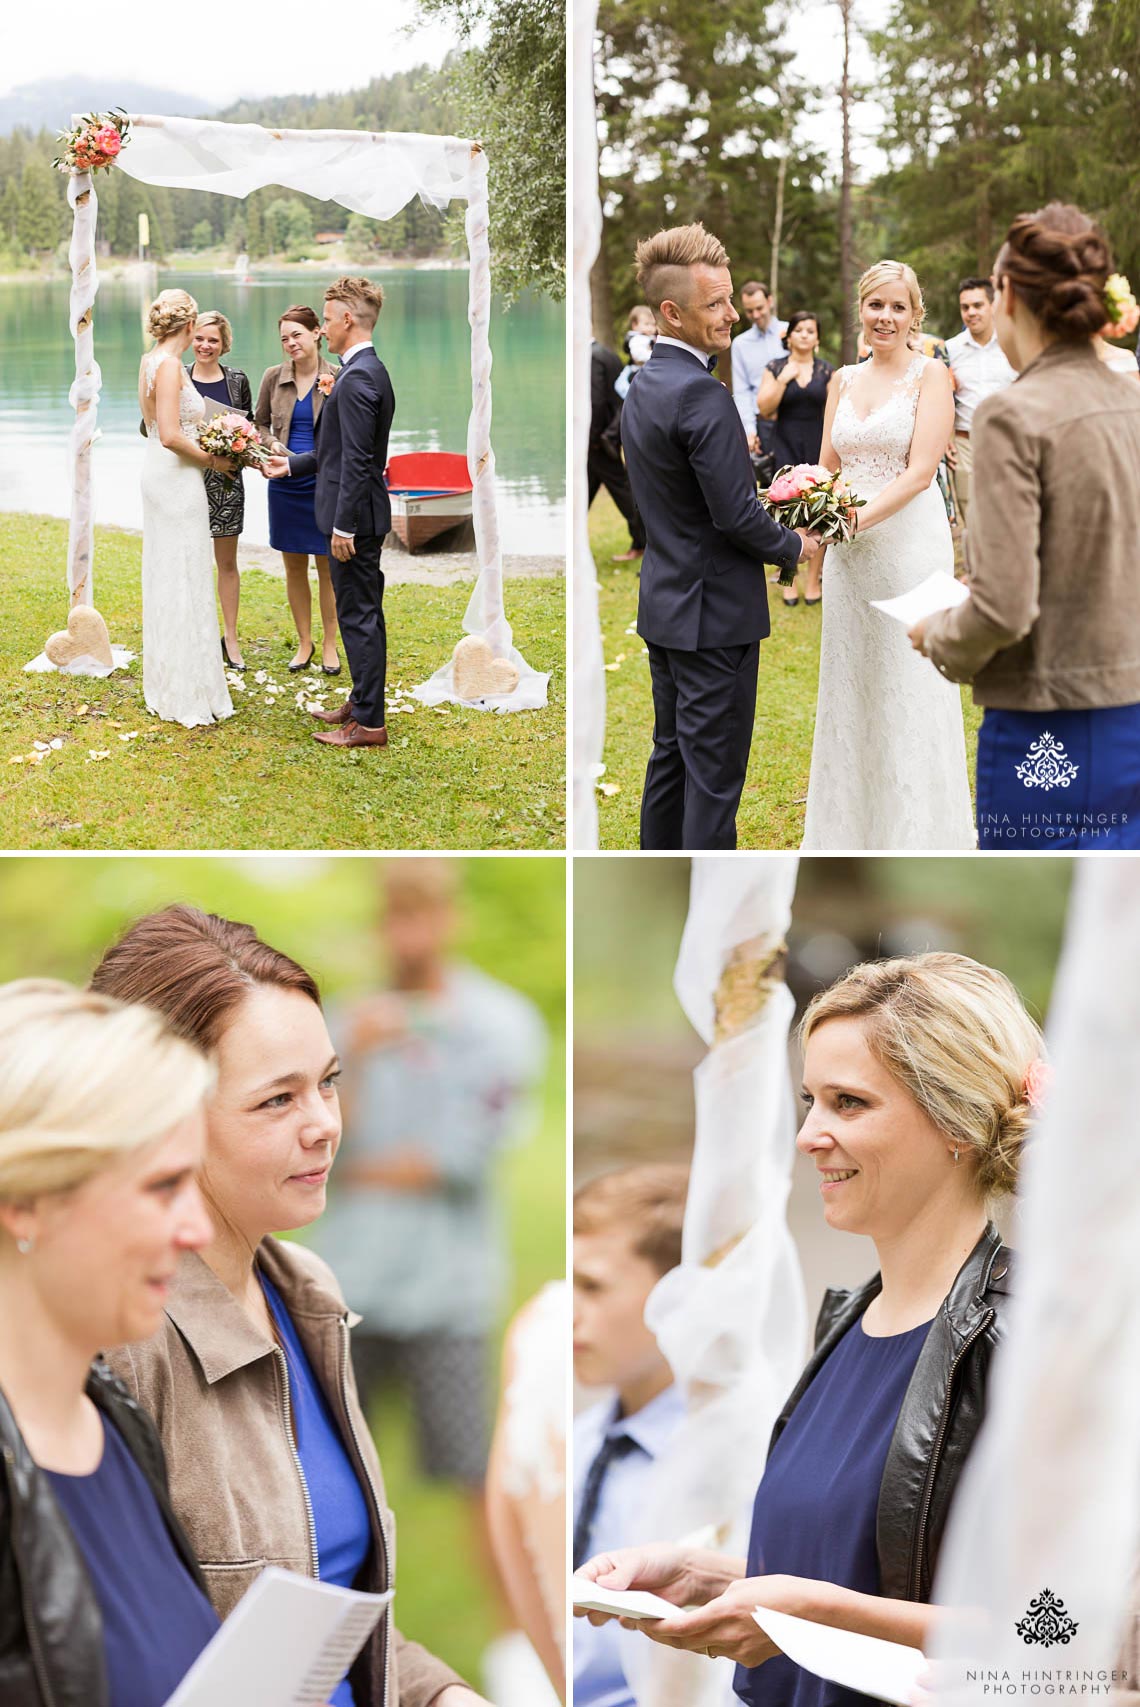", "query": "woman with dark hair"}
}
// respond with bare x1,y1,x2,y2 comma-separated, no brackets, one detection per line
757,313,832,605
93,906,491,1707
255,307,341,674
913,202,1140,849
